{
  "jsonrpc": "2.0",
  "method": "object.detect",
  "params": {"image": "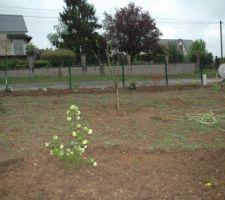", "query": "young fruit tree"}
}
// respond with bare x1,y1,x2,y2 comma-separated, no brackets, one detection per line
103,2,161,60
